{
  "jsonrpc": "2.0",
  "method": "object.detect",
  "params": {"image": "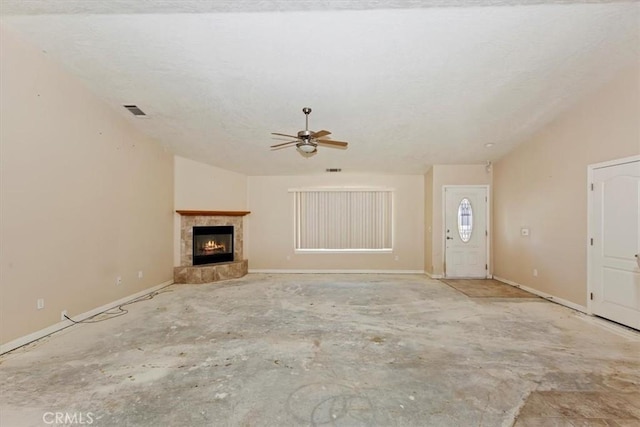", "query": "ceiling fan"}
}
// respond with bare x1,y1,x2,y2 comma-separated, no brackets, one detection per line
271,107,349,154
